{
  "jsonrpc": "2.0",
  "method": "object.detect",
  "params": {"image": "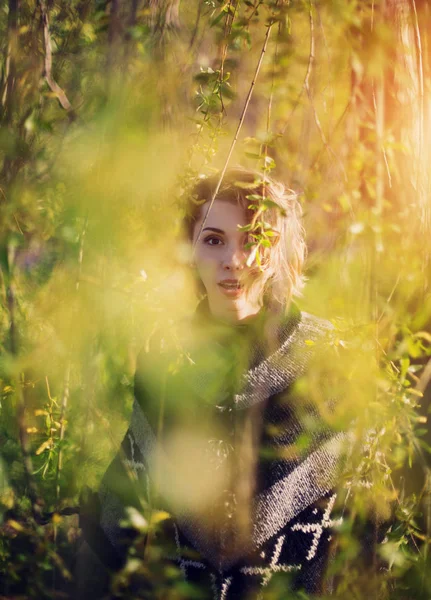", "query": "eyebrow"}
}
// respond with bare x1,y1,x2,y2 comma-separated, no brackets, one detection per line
202,227,224,234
